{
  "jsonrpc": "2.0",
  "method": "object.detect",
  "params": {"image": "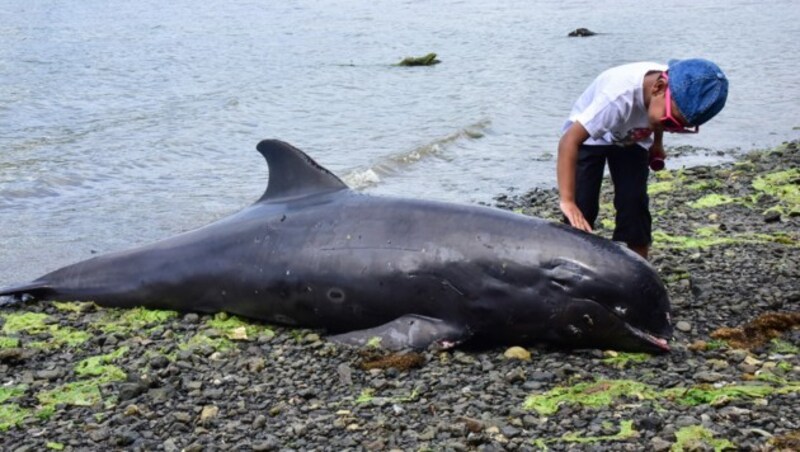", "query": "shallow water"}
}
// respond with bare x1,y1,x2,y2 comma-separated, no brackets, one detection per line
1,0,798,283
